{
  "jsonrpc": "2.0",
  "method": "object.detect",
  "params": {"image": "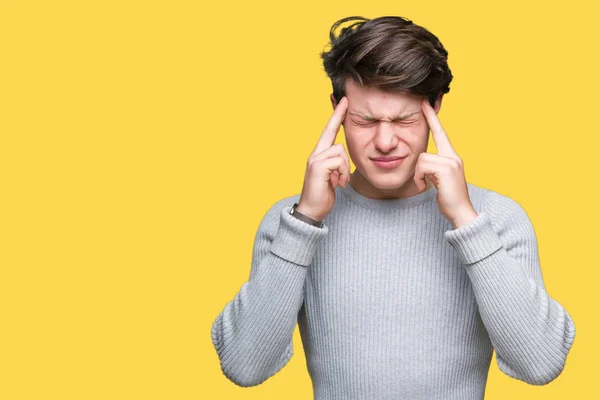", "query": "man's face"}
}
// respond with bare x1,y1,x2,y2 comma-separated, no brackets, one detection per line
331,78,442,199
